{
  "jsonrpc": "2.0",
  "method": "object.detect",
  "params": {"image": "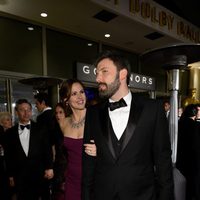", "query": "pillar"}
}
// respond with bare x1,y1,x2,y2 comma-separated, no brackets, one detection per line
188,62,200,100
